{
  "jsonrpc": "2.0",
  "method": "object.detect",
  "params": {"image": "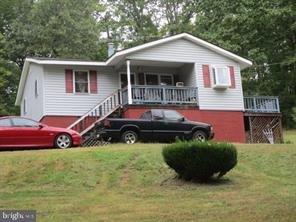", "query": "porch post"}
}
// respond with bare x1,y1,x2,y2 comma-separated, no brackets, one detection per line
126,60,132,104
